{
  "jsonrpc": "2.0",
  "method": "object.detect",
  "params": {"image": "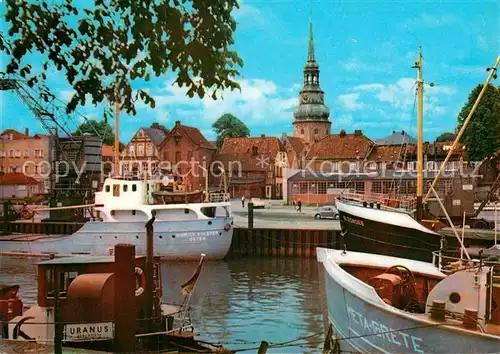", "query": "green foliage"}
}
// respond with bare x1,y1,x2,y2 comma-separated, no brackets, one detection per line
74,119,114,146
150,122,170,135
212,113,250,147
1,0,243,114
458,84,500,161
435,132,456,142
